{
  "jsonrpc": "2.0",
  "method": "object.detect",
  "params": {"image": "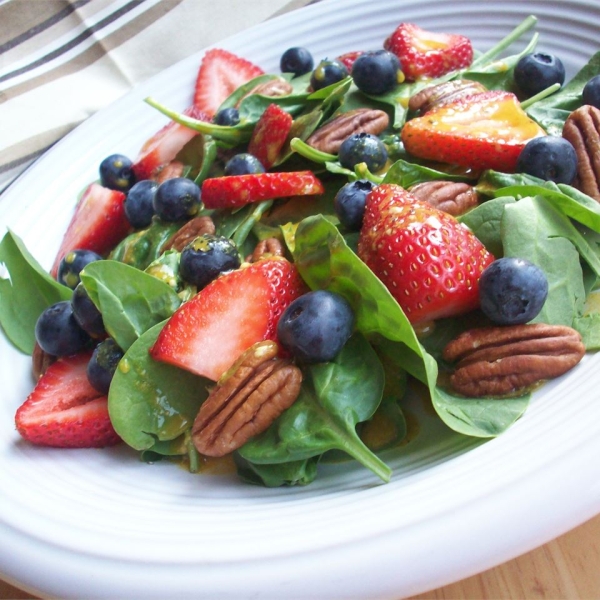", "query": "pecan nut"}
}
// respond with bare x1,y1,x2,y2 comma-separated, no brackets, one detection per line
409,181,480,216
442,323,585,397
246,237,285,263
562,105,600,202
408,80,487,114
162,216,216,252
306,108,389,154
192,340,302,456
236,78,294,106
32,343,56,380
